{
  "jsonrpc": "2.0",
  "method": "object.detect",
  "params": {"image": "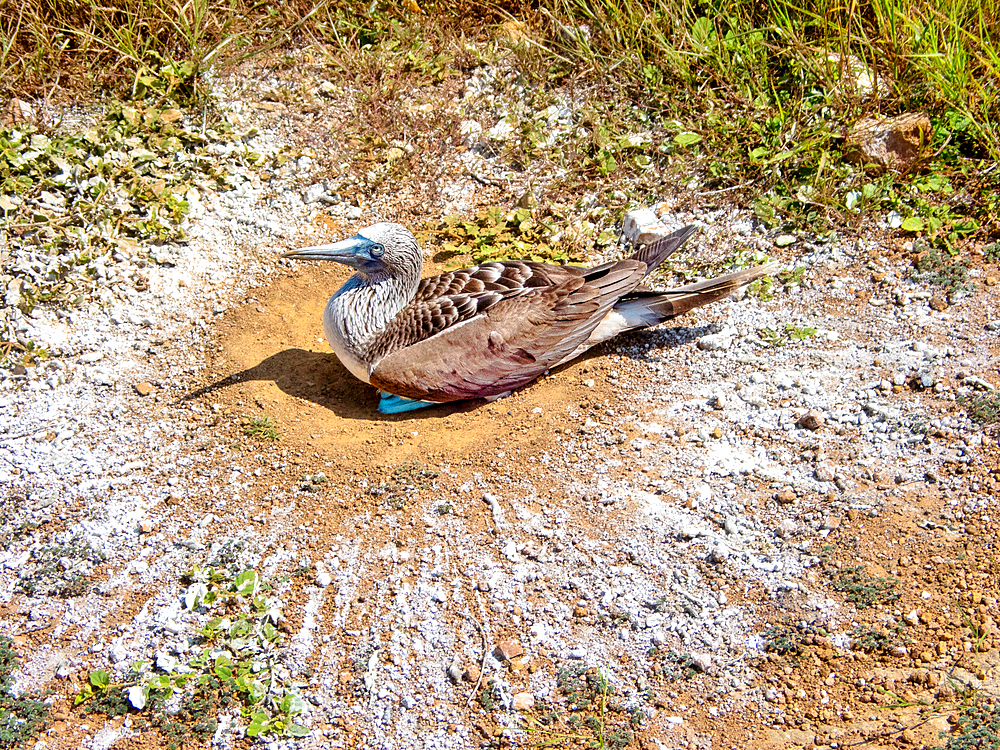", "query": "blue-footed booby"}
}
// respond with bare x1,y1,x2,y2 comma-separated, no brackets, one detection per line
284,223,773,414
